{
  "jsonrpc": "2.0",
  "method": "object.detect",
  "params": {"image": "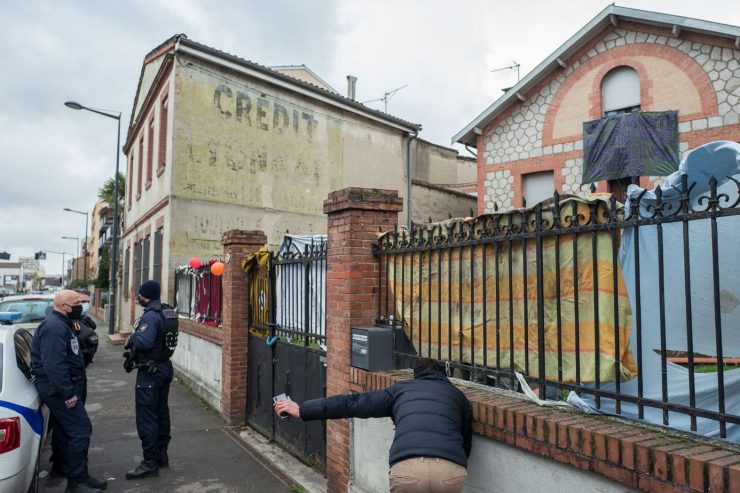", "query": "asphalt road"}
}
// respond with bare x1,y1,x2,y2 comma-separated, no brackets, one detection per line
38,328,291,493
